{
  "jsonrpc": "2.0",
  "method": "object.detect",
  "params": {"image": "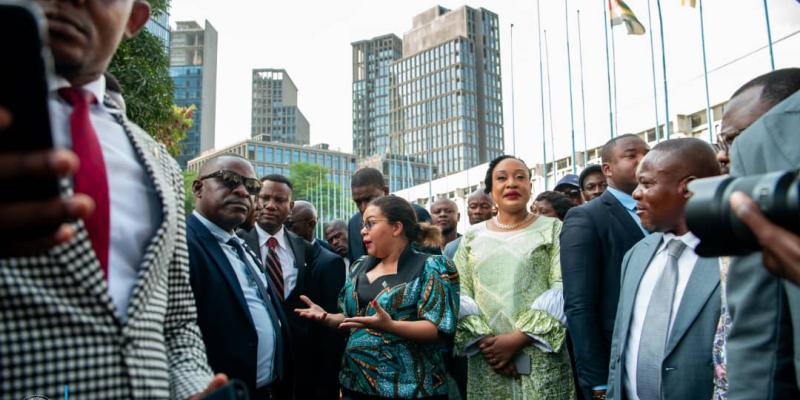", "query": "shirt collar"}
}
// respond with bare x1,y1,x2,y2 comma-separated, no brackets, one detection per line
192,210,236,244
255,224,288,250
659,231,700,253
51,74,107,105
606,186,637,212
